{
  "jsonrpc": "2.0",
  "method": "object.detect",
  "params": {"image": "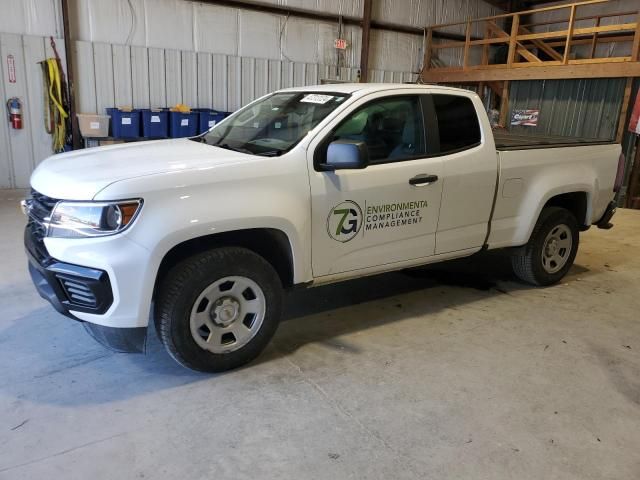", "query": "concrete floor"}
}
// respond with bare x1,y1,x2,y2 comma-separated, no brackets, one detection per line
1,188,640,480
